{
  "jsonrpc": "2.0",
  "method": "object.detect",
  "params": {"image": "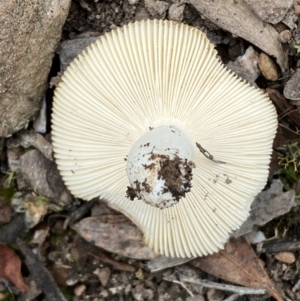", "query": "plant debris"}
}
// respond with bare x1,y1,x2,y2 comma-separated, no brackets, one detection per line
234,180,296,237
0,244,27,292
191,237,284,301
72,215,158,260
